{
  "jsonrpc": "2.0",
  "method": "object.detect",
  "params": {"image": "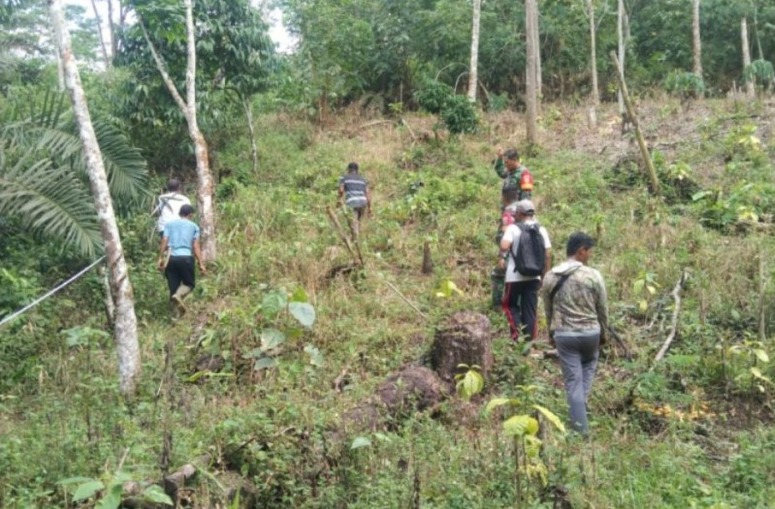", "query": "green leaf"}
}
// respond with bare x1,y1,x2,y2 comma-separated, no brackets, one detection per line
254,357,276,370
72,480,104,502
304,344,324,367
456,369,484,401
484,397,518,416
95,482,122,509
533,404,567,434
503,415,539,437
261,291,287,318
289,302,316,328
753,349,770,363
142,485,173,505
750,367,773,385
633,279,645,294
350,436,371,449
290,287,309,303
260,329,285,352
